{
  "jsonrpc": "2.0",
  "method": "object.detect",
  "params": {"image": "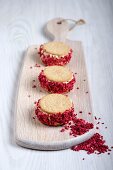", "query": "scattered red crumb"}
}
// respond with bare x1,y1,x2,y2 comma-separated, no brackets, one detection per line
35,63,41,67
60,114,112,155
32,85,37,88
34,101,37,104
61,115,94,137
95,116,97,120
108,153,110,155
77,87,79,90
71,133,109,154
88,112,91,115
60,128,65,132
96,122,100,125
33,80,36,82
32,117,35,119
30,66,32,69
79,111,82,113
